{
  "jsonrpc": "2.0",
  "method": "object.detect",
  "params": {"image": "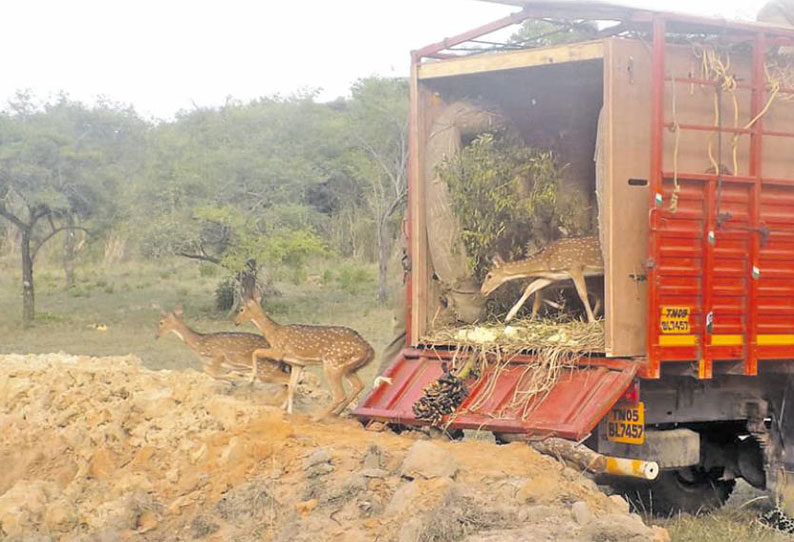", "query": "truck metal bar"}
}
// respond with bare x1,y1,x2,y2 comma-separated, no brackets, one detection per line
646,15,666,380
661,173,794,187
663,123,794,138
663,76,794,96
746,32,767,376
412,8,536,60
